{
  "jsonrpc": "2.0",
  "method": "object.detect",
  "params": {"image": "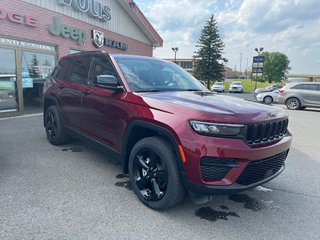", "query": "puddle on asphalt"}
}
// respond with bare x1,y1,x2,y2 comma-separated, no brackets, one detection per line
116,174,128,179
229,193,265,212
195,206,240,222
115,174,132,190
115,181,133,190
61,146,85,152
219,205,229,210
